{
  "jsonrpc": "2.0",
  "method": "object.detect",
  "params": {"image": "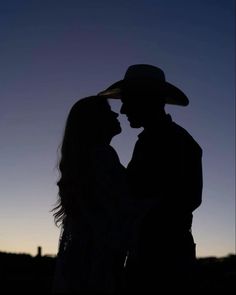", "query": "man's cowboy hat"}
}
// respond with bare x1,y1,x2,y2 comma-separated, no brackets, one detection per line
98,64,189,106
